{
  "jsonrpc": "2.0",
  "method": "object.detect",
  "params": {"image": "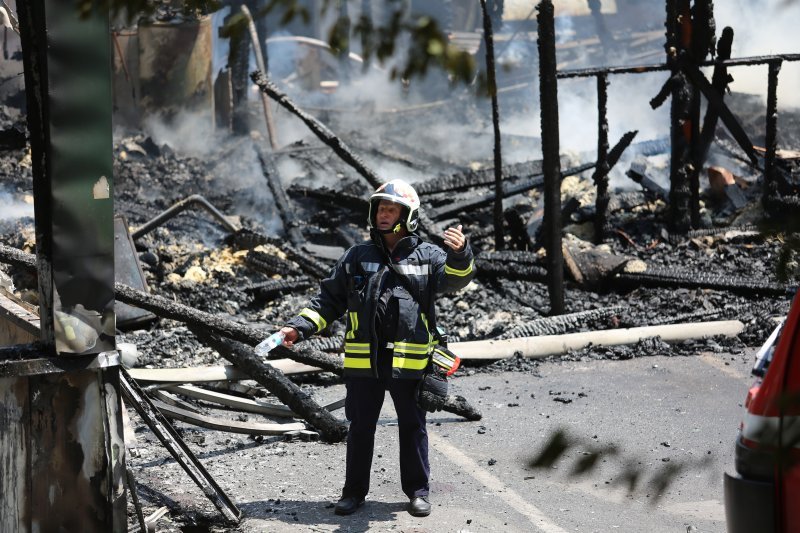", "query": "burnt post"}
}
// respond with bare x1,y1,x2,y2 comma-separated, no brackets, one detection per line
592,73,610,243
9,0,125,530
763,59,782,212
537,0,564,314
666,0,694,233
479,0,505,250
